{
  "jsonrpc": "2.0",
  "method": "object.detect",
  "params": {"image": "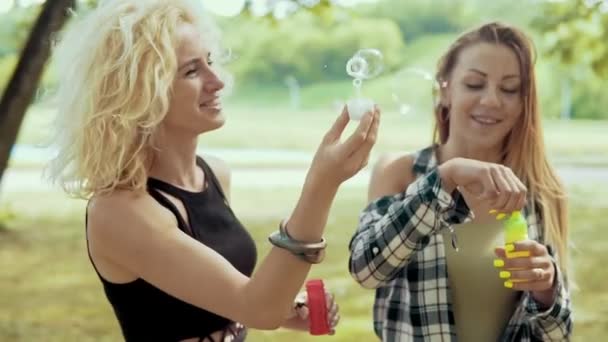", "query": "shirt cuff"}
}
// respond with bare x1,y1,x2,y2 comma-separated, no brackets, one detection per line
406,168,474,225
524,259,566,319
